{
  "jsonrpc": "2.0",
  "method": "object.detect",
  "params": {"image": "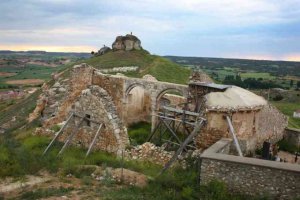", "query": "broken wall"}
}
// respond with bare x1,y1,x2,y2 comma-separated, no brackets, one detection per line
62,85,129,154
42,63,94,128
